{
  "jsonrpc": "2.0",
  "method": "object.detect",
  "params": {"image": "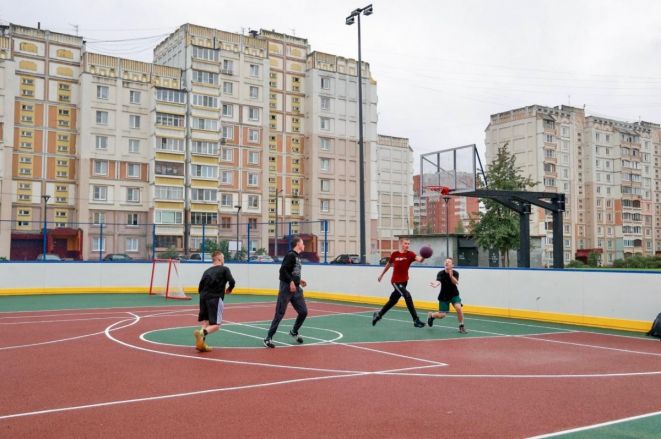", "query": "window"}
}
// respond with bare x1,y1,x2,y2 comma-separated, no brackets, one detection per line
248,173,259,186
192,141,219,155
192,94,218,108
192,45,219,61
321,96,330,111
155,161,184,176
155,186,184,200
155,210,183,224
191,189,217,202
221,194,233,207
127,163,140,178
192,70,219,84
248,151,259,164
96,111,108,125
320,200,330,212
250,86,259,99
97,85,109,100
221,217,231,229
320,137,331,151
222,60,234,75
156,112,184,127
249,64,260,77
156,88,186,104
93,186,108,201
222,126,234,140
127,213,139,226
320,179,330,192
248,107,260,121
129,139,140,153
192,118,218,131
321,77,331,89
248,195,259,208
126,188,140,202
156,137,184,152
222,104,233,117
248,129,259,143
191,165,218,179
126,238,139,252
129,115,141,129
128,90,140,104
320,117,331,131
93,212,106,225
221,171,233,184
191,212,218,225
95,136,108,150
223,82,234,95
94,160,108,176
92,237,106,252
320,158,330,171
221,147,233,162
